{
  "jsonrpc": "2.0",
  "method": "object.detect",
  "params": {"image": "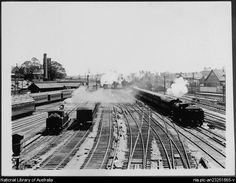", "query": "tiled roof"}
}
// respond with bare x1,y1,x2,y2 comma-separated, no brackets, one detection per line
204,69,226,82
213,69,225,81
